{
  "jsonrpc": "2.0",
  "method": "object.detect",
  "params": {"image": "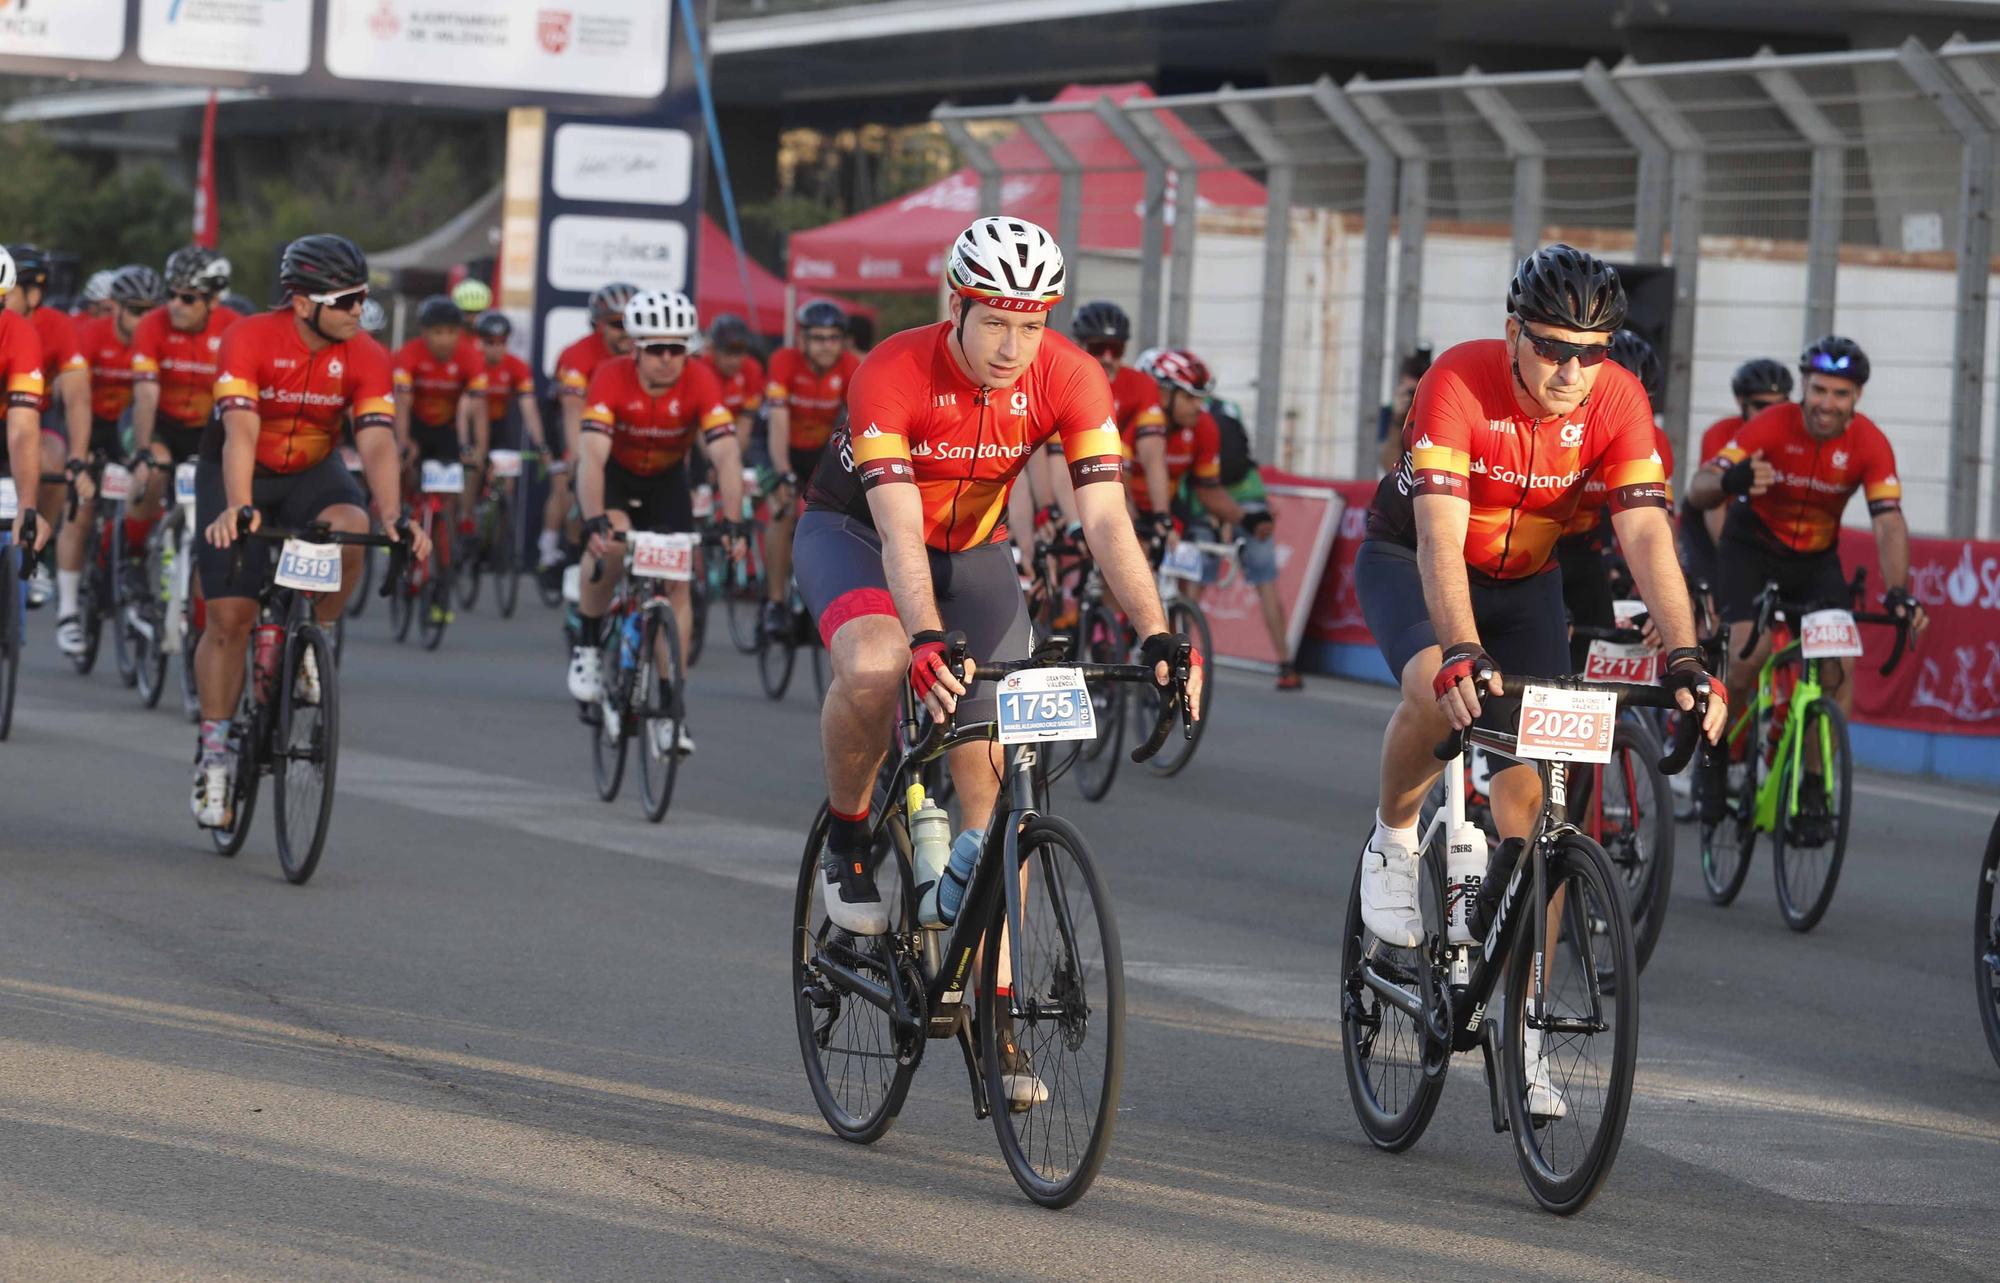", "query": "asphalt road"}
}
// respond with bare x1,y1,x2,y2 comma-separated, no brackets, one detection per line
2,588,1996,1282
